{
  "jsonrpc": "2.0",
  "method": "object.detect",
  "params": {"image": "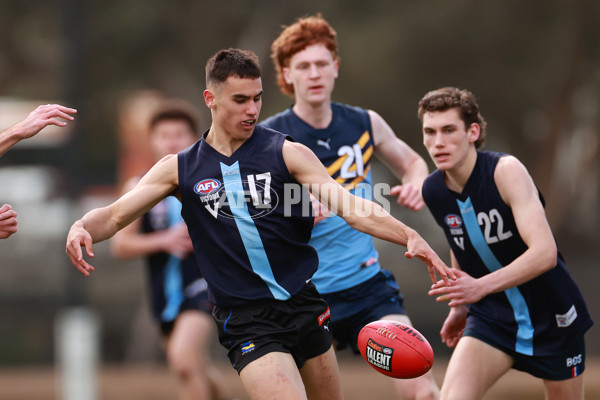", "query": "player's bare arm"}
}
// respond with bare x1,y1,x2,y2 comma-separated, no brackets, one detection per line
482,156,557,286
0,104,77,156
110,177,193,259
66,154,179,276
369,110,428,211
283,140,455,284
